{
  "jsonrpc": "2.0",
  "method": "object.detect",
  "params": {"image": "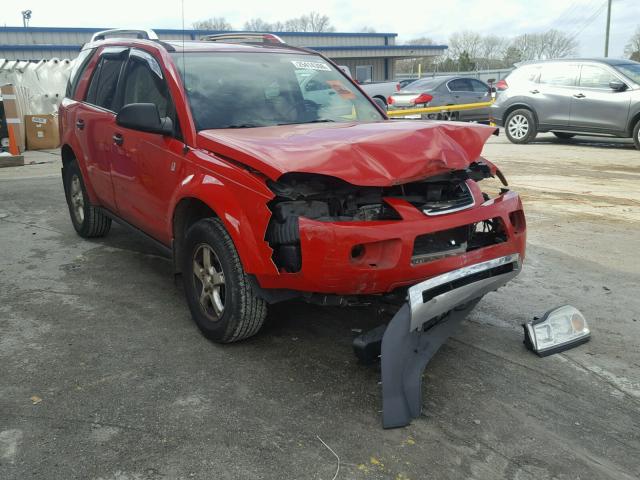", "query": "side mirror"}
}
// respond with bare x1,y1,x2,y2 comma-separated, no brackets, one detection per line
116,103,173,135
373,97,387,111
609,80,627,91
